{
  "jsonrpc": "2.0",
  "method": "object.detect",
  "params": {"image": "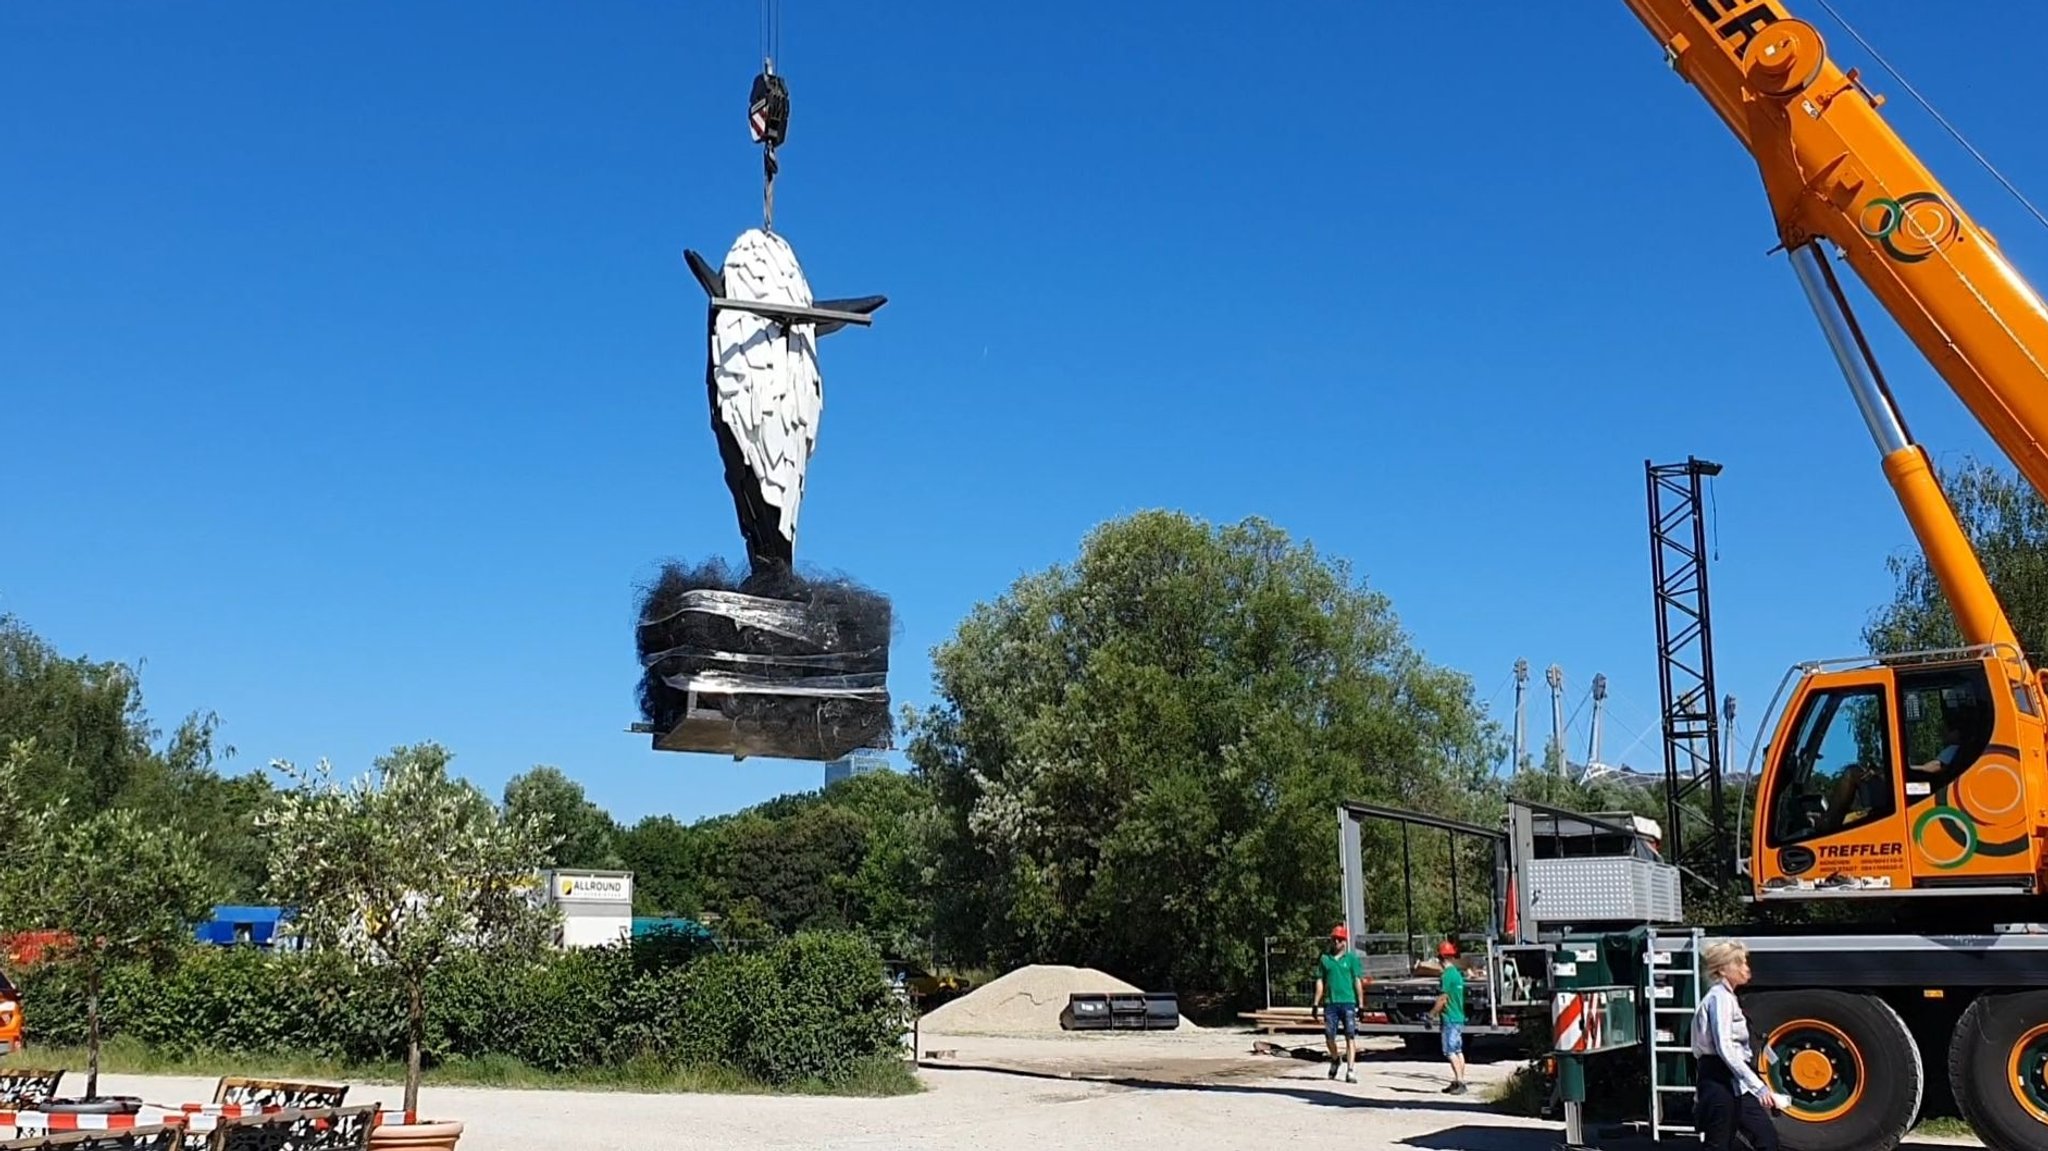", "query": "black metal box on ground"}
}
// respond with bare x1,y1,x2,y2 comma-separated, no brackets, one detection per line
1060,991,1180,1031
